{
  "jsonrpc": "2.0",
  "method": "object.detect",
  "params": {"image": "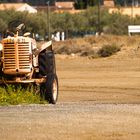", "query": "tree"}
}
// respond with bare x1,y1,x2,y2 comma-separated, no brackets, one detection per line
74,0,87,9
0,18,7,33
103,12,131,34
74,0,104,9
